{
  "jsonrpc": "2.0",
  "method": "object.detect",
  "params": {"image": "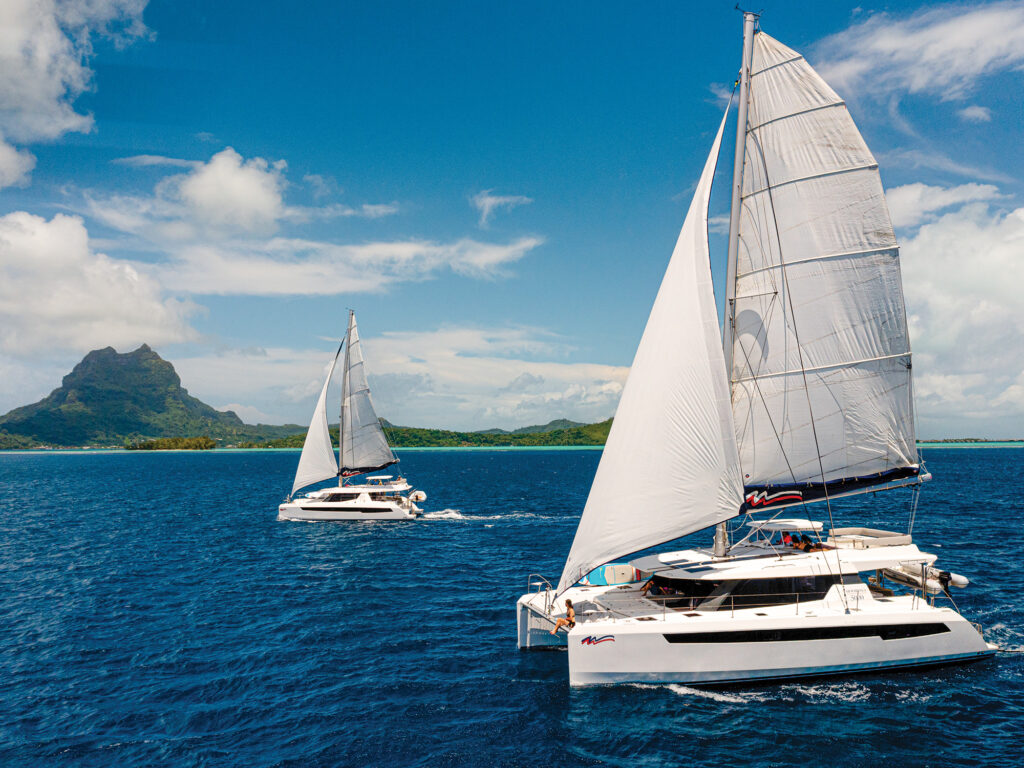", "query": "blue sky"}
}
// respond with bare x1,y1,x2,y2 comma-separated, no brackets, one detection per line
2,0,1023,437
